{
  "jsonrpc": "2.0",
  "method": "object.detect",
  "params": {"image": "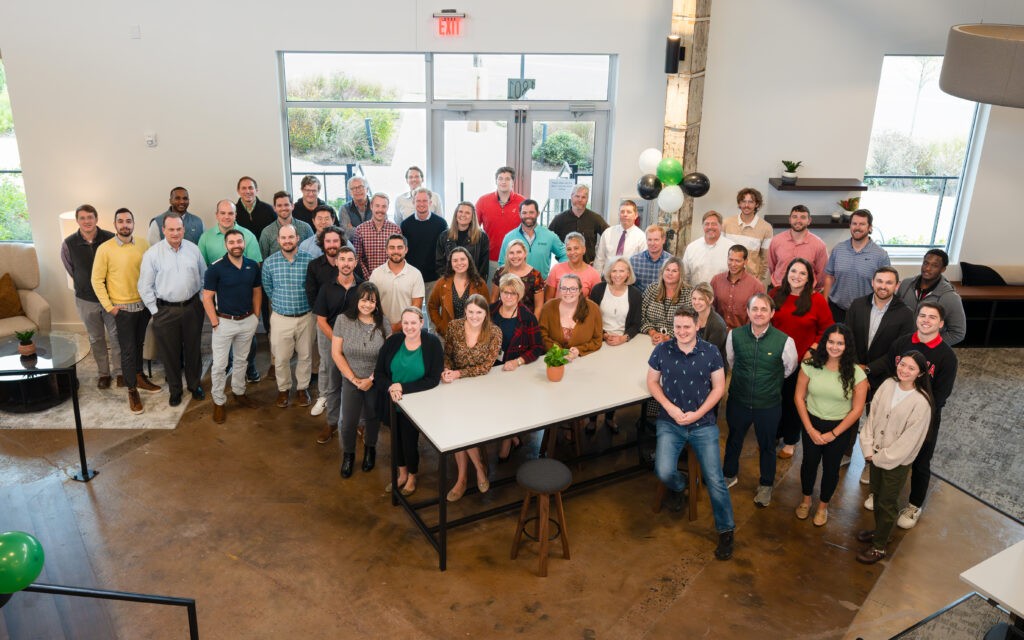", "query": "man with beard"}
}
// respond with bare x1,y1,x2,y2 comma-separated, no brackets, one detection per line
846,266,916,397
823,209,891,322
547,184,608,264
139,215,207,407
148,186,204,246
293,175,337,227
260,191,314,259
710,245,766,330
767,205,827,291
202,229,262,423
263,224,316,409
92,207,161,415
497,199,567,280
352,193,401,279
300,206,351,258
235,176,277,240
894,249,966,346
312,246,362,444
369,234,424,332
305,225,350,418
